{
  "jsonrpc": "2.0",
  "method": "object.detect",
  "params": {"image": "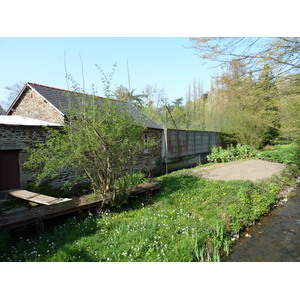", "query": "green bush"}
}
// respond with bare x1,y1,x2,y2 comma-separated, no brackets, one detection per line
115,172,146,189
207,144,256,163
